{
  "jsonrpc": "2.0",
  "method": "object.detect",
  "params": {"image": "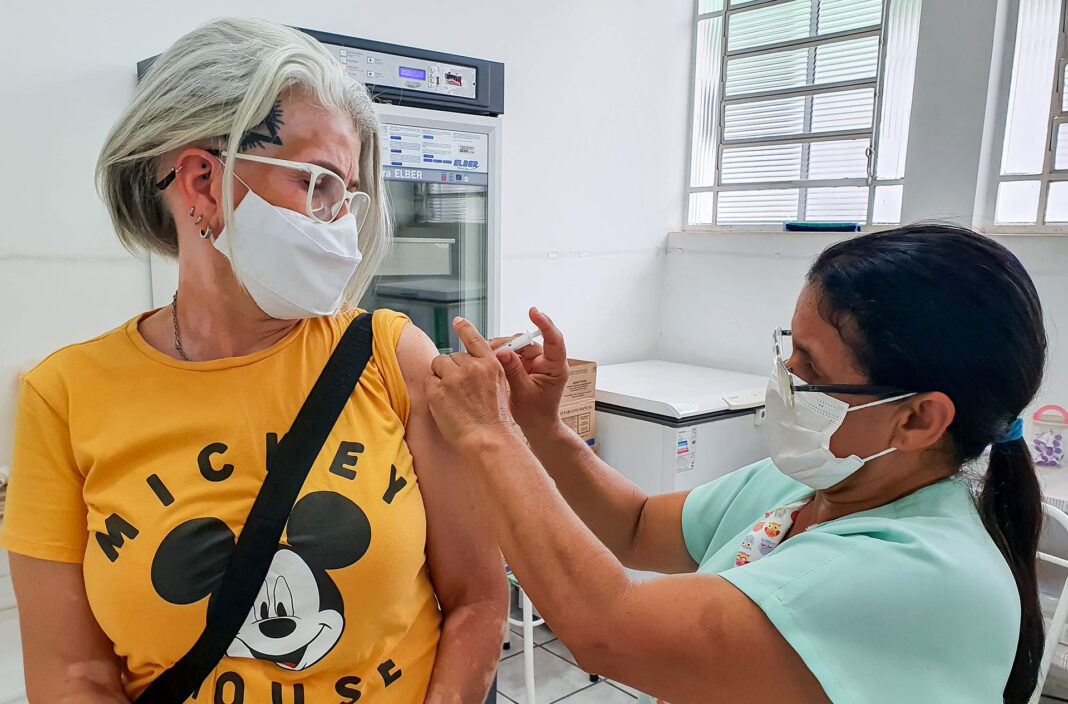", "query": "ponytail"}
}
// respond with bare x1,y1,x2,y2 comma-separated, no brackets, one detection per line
977,437,1044,704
